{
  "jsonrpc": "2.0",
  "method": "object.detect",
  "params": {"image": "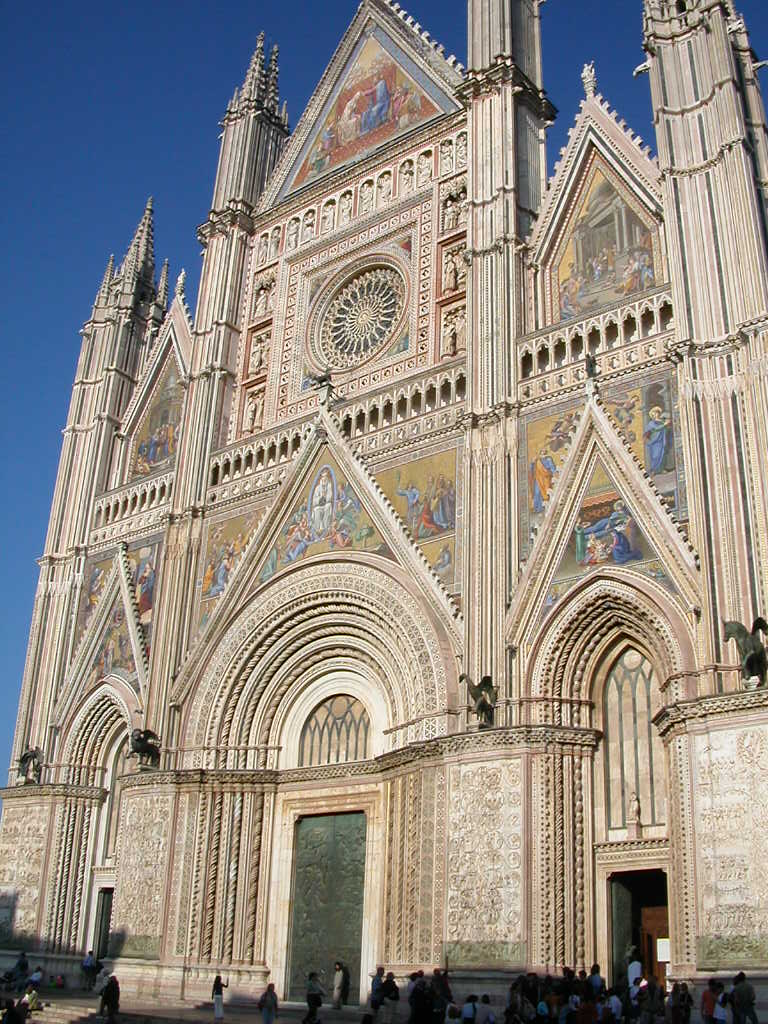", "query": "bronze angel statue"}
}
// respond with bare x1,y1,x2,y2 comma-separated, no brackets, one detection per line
128,728,162,768
459,673,498,729
16,747,44,785
723,617,768,688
